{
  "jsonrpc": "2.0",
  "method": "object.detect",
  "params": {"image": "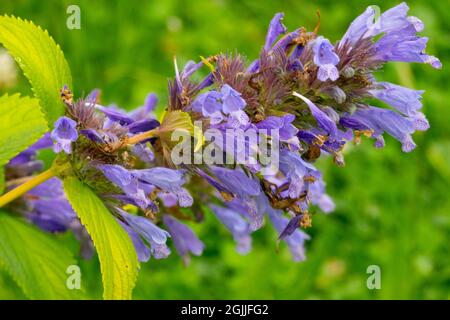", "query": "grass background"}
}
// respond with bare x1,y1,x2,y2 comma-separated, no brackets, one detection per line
0,0,449,299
